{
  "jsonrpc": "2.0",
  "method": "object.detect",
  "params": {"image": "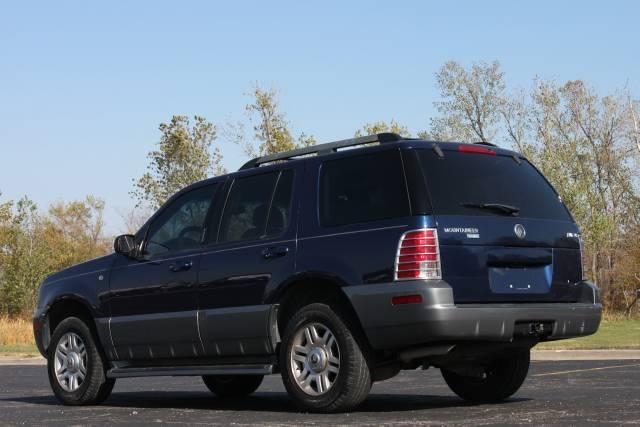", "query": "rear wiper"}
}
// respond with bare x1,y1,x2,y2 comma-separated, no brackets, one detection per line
460,202,520,216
